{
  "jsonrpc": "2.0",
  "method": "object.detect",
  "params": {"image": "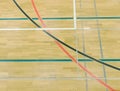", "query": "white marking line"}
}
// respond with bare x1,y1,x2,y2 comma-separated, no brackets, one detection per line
0,27,91,31
0,27,120,31
0,28,77,31
73,0,77,29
